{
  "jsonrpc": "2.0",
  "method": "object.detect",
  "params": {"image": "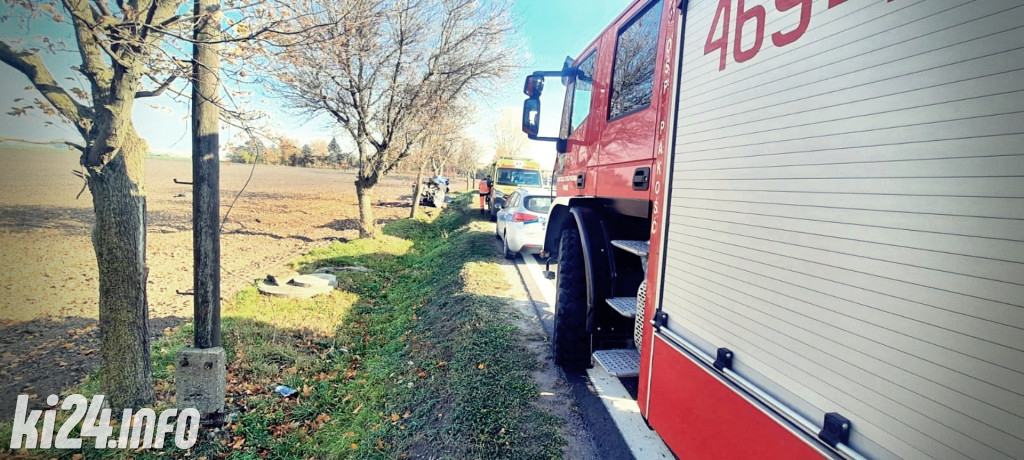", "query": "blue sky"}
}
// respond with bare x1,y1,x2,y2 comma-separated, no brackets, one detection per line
0,0,629,163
